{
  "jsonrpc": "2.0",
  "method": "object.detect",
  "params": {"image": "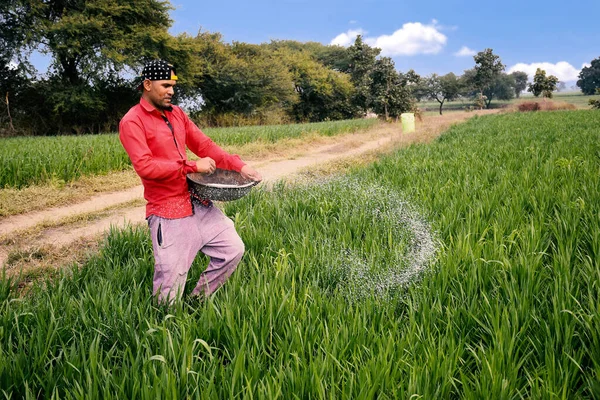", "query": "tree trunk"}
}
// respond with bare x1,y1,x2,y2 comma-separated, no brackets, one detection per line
439,99,444,115
59,55,80,85
486,95,492,109
385,78,390,120
5,92,15,132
